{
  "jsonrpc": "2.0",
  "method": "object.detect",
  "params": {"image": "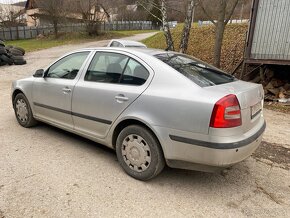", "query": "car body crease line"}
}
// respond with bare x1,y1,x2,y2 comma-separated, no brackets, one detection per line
33,102,112,125
169,122,266,149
